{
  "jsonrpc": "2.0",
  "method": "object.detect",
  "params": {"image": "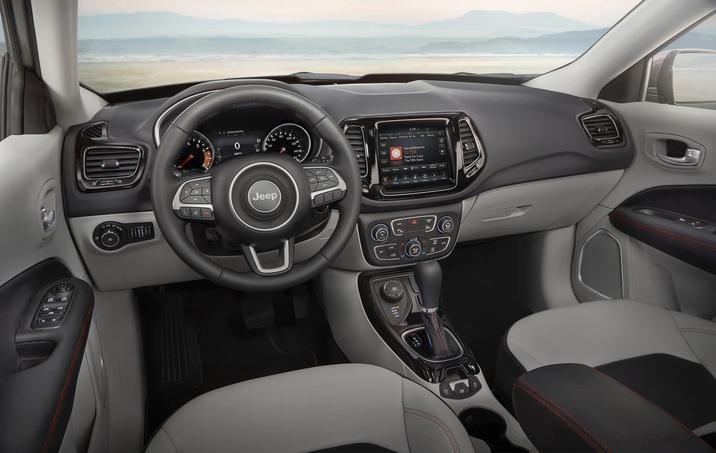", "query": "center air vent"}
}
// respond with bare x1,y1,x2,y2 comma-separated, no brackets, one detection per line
458,118,485,178
581,113,623,148
80,145,144,190
343,125,369,178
